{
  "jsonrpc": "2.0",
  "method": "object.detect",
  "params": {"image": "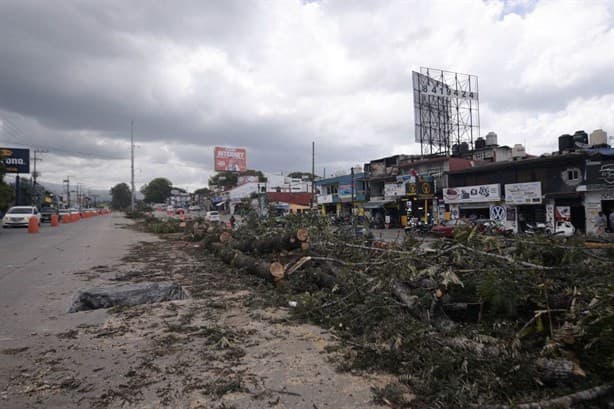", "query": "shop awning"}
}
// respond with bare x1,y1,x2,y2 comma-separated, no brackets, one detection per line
362,200,394,209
